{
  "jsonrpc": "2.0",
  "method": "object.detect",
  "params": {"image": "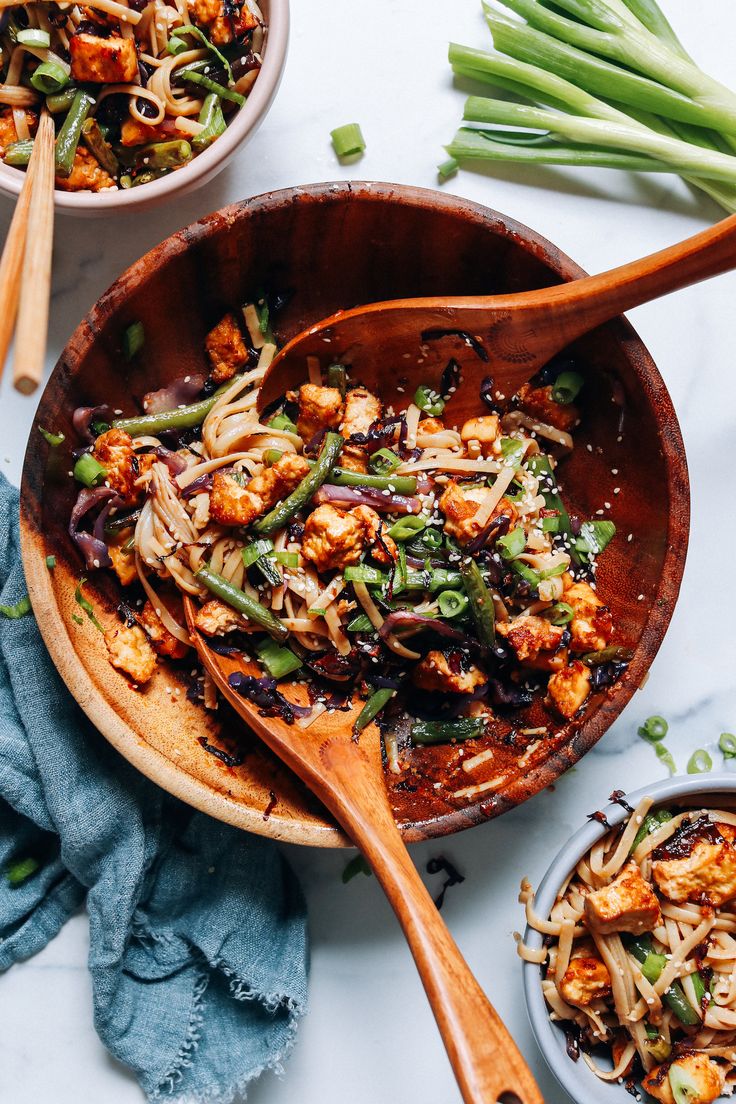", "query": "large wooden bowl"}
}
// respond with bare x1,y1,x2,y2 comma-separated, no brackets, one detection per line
20,182,689,847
